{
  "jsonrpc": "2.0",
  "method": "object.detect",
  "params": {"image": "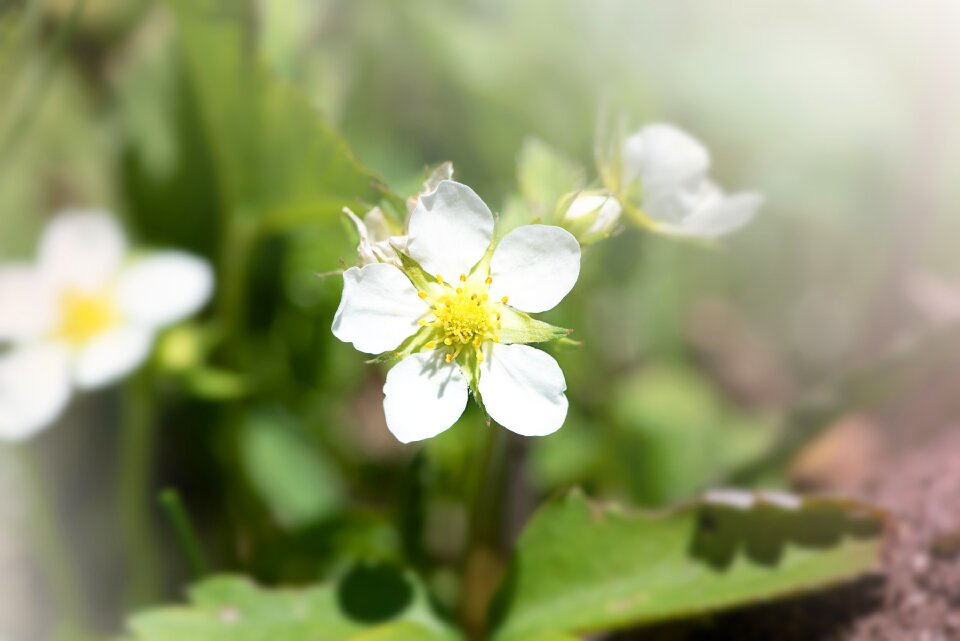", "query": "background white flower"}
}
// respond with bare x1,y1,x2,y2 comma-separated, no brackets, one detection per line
562,191,623,240
333,180,580,443
0,211,214,441
619,123,763,238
